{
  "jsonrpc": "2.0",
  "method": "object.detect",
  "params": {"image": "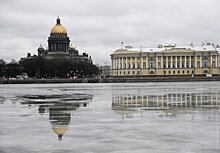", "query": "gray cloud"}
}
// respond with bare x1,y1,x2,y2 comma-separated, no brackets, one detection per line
0,0,220,64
